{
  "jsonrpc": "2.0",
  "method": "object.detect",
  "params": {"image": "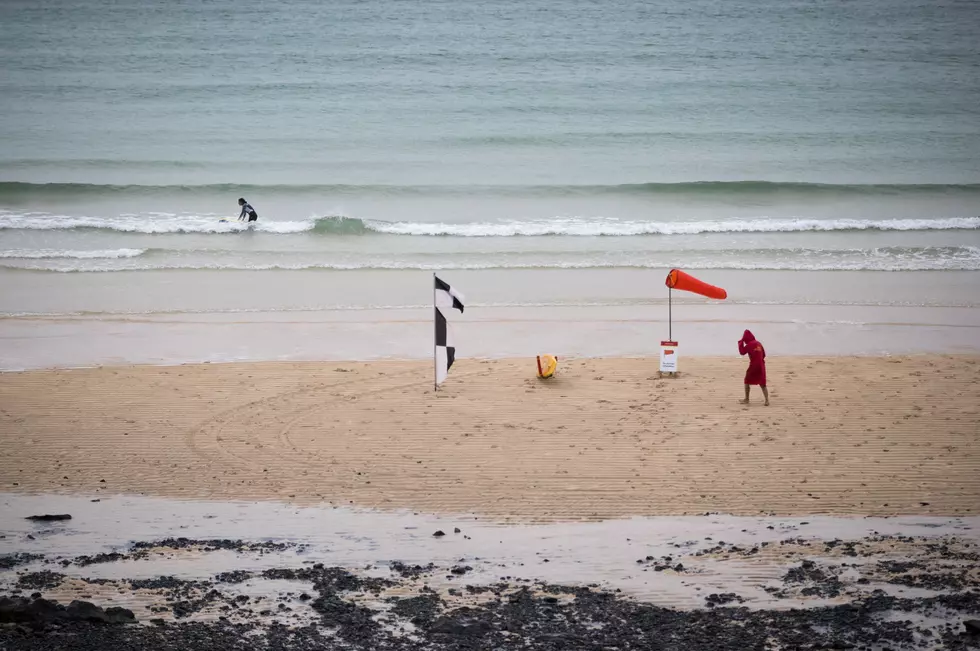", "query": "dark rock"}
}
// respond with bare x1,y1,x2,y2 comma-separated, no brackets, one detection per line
433,530,446,537
130,538,294,553
431,614,492,637
171,600,201,619
0,596,136,627
128,576,199,592
390,594,442,625
783,560,845,598
66,600,106,622
74,552,127,566
390,561,436,579
310,593,379,640
16,571,65,591
103,607,136,624
454,527,461,534
214,570,254,584
0,596,63,626
0,554,44,570
25,514,71,522
965,619,980,634
705,593,745,607
260,565,391,595
876,559,973,591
